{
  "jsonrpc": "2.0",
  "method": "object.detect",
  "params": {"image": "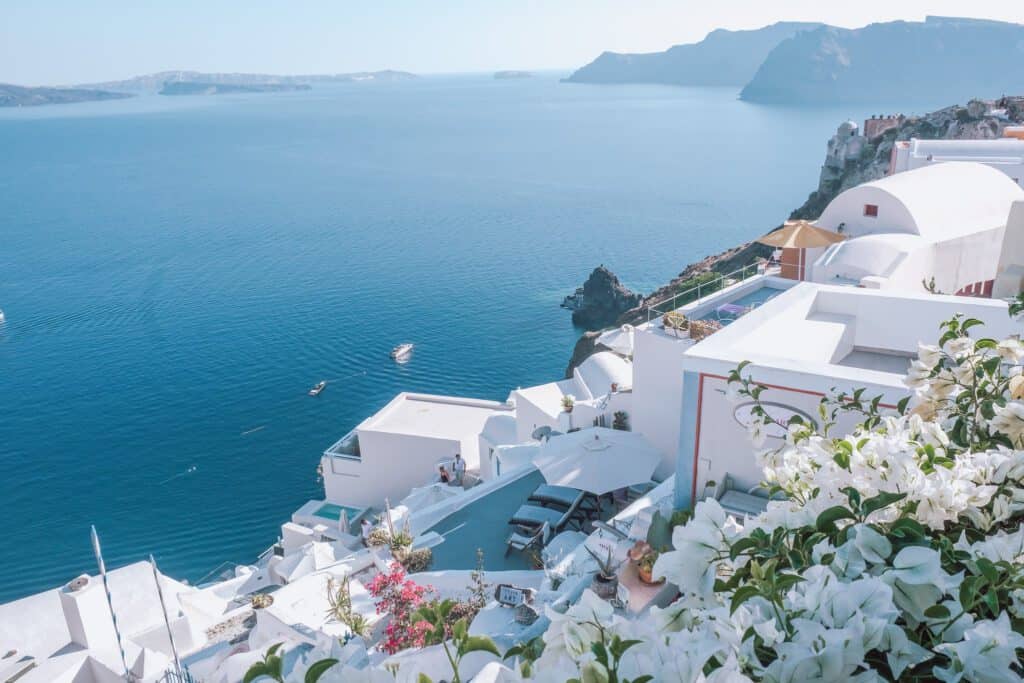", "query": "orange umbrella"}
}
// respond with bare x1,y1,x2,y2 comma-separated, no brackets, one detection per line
756,220,846,249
